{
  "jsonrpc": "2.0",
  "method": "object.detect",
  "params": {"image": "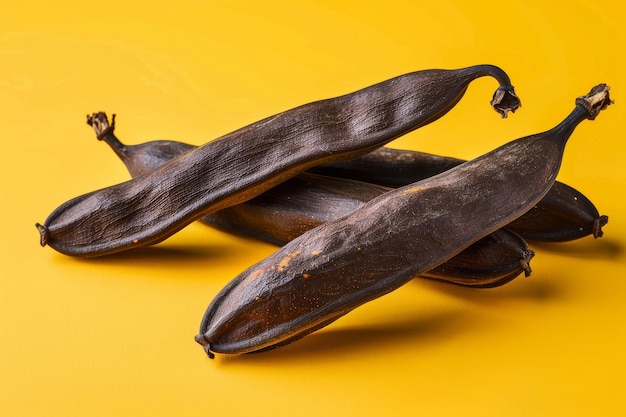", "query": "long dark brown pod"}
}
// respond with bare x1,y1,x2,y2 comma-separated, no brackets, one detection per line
88,114,534,287
310,147,609,241
87,113,606,243
37,65,520,257
195,85,612,358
